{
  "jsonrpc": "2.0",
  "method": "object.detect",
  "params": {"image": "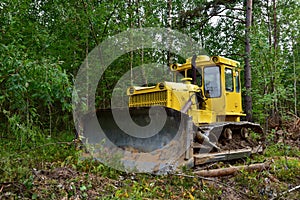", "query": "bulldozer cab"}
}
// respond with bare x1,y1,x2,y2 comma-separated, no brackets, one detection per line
170,55,244,124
